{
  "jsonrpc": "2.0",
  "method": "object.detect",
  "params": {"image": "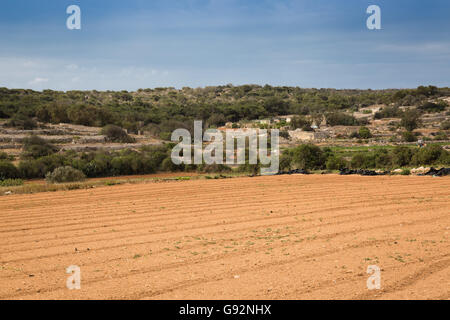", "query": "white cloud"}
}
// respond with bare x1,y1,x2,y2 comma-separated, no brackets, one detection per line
29,77,49,85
